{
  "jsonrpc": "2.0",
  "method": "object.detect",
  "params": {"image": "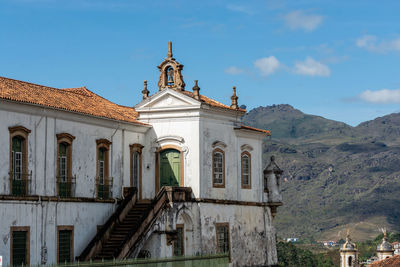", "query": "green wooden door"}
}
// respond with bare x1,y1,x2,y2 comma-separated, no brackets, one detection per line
160,149,181,187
